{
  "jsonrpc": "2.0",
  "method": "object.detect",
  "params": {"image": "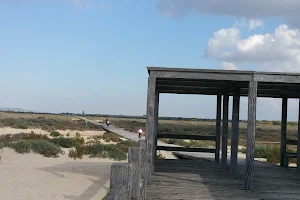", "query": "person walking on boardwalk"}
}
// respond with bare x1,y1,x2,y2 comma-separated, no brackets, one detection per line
137,127,143,139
